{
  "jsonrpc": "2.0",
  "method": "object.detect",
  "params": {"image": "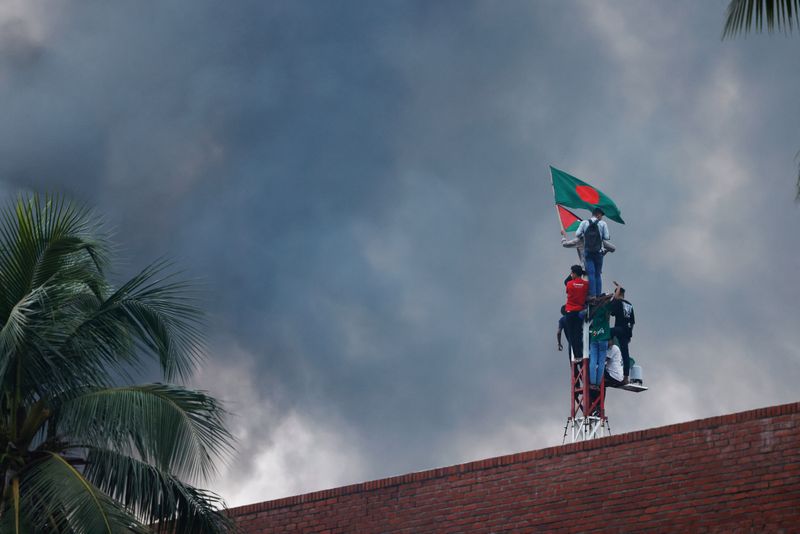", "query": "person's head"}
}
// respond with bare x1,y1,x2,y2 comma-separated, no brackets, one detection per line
615,286,626,299
592,207,605,220
570,264,584,279
608,338,616,348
